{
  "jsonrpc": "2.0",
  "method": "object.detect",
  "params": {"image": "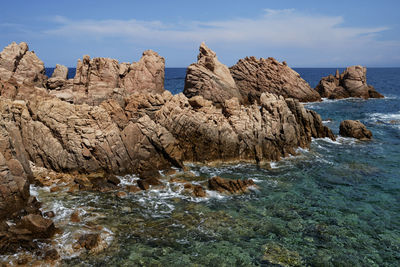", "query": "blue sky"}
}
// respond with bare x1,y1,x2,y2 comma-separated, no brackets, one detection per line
1,0,399,67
